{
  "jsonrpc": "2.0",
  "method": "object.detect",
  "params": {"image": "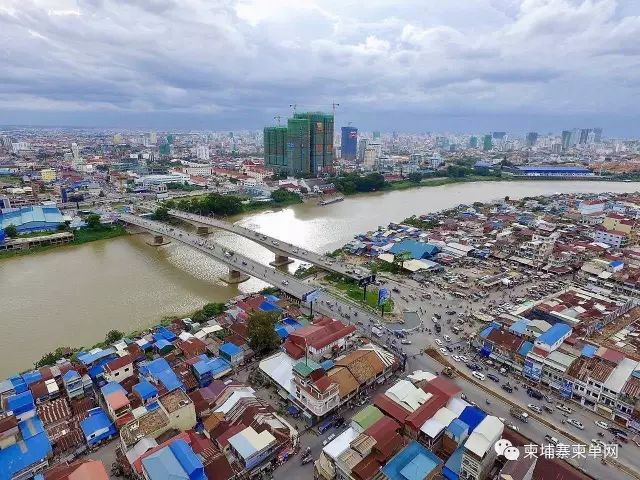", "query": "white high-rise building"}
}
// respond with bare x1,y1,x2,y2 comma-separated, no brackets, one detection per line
196,145,210,161
71,142,80,159
149,131,157,144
